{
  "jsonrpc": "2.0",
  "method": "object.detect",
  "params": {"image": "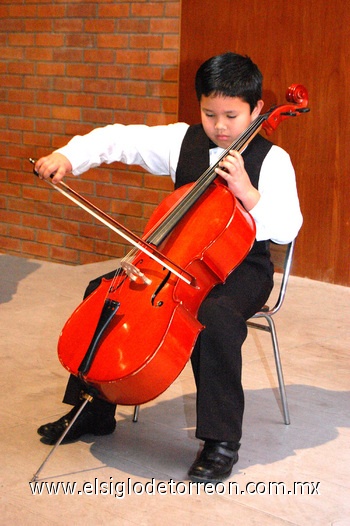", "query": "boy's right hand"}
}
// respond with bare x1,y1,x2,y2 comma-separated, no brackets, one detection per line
34,153,72,184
